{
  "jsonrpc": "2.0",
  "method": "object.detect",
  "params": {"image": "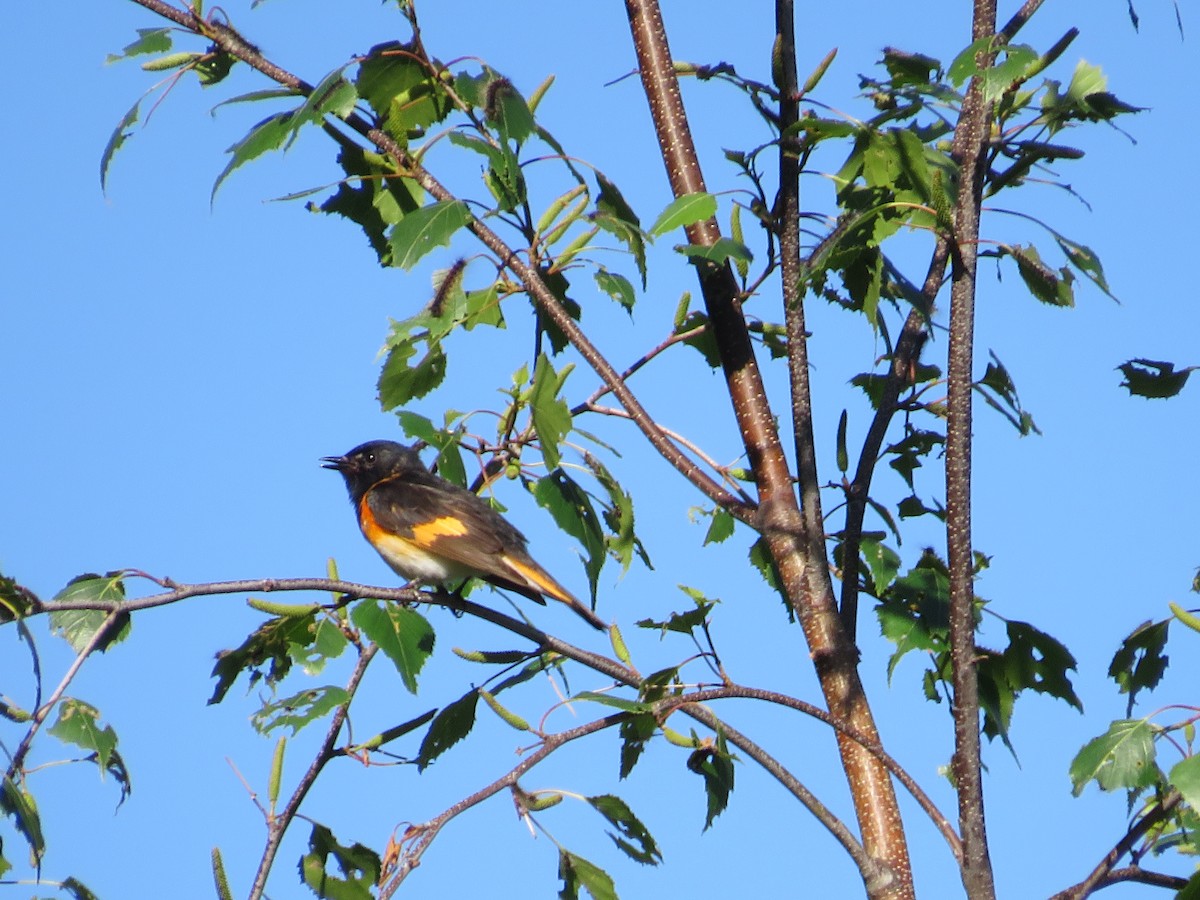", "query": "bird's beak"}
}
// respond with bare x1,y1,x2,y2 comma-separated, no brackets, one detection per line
320,455,347,471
